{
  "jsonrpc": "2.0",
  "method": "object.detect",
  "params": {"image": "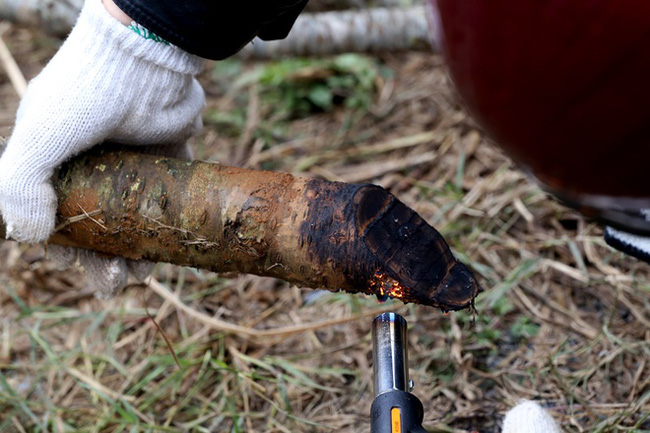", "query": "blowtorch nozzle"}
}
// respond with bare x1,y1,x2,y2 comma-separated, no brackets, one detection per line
372,312,409,398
